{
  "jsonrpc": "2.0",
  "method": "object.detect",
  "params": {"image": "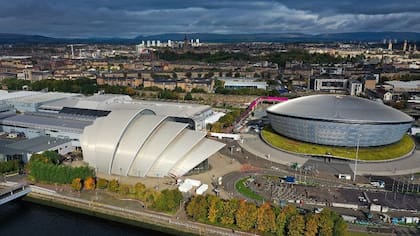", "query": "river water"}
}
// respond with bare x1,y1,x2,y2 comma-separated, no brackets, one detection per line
0,199,173,236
